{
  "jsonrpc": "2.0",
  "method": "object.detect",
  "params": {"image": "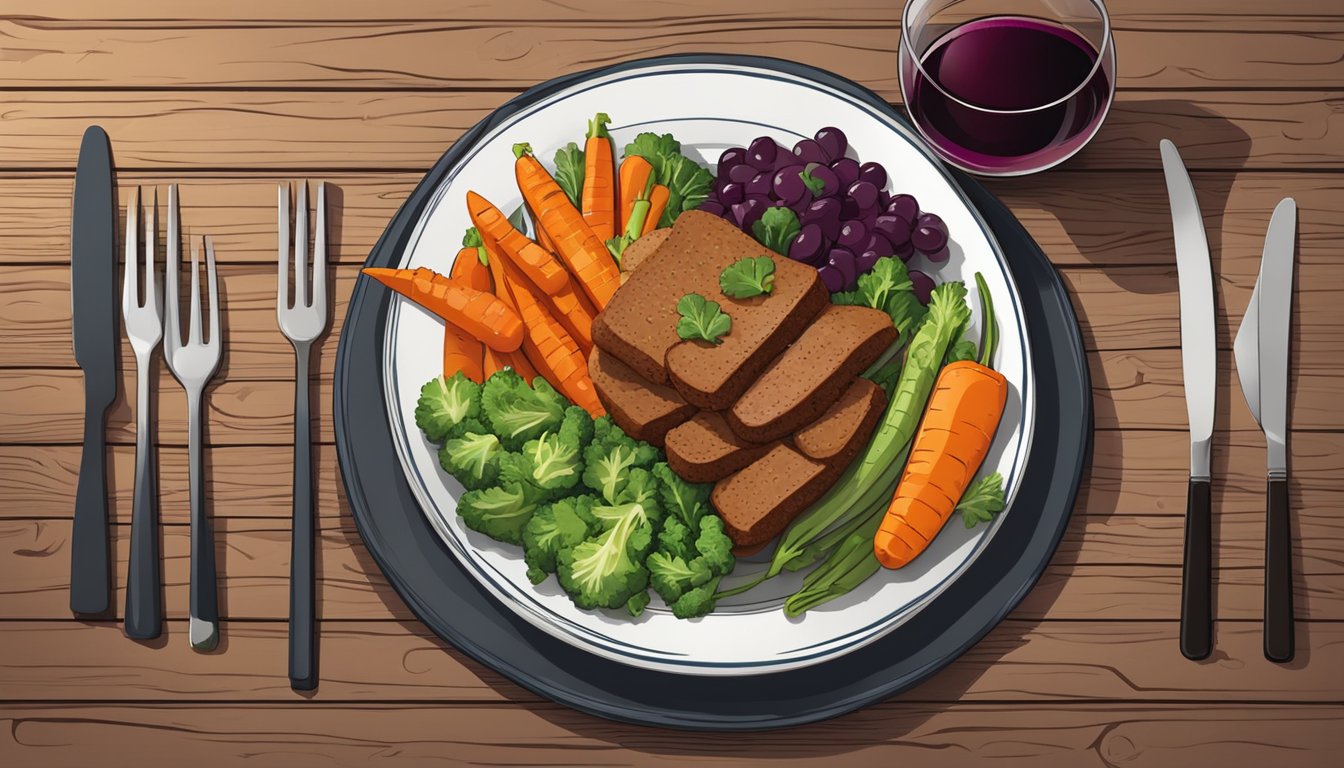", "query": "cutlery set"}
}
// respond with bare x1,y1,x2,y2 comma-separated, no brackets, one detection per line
67,127,328,686
1162,139,1297,662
